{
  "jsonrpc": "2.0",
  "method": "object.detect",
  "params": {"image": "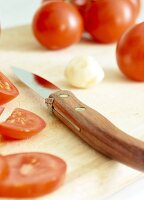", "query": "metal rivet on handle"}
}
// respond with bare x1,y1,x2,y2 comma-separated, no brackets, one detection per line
59,94,69,98
75,107,86,112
